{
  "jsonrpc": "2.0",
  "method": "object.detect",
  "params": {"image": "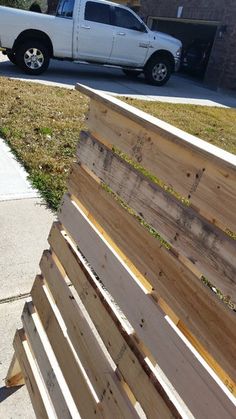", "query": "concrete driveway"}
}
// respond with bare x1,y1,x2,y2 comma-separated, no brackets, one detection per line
0,52,236,107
